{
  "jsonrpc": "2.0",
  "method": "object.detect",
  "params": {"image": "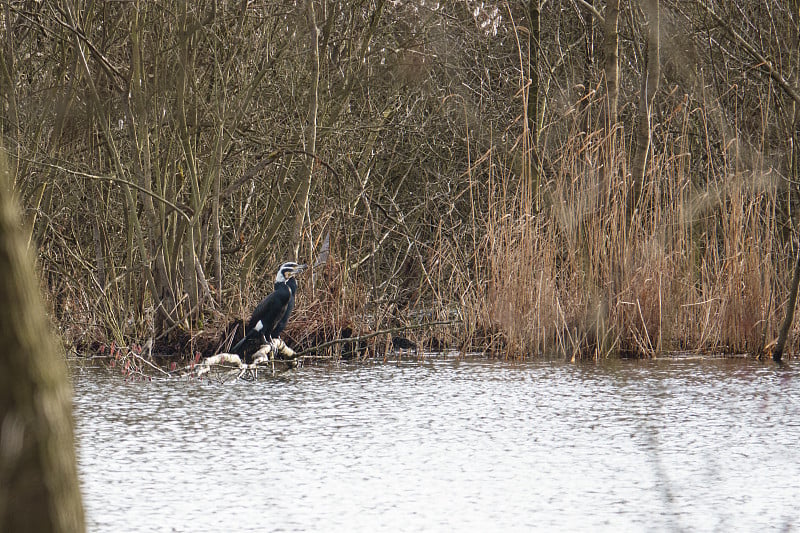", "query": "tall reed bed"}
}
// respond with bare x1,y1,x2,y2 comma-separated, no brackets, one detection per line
460,90,782,359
